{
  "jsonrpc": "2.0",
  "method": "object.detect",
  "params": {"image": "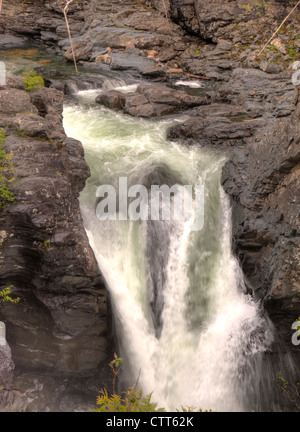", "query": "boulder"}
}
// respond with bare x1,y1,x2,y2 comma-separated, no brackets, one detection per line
0,35,27,49
220,68,296,118
168,115,266,146
96,82,208,117
0,89,37,114
95,90,125,110
64,40,93,62
84,26,164,50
